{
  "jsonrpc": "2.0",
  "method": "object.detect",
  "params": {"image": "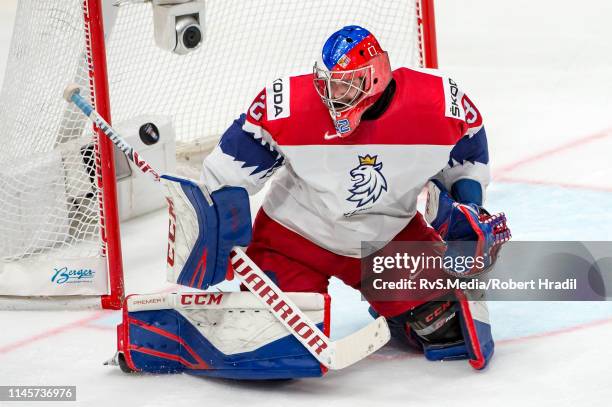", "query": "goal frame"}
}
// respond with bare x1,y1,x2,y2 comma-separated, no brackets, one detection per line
0,0,438,310
417,0,438,69
84,0,124,310
87,0,438,309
